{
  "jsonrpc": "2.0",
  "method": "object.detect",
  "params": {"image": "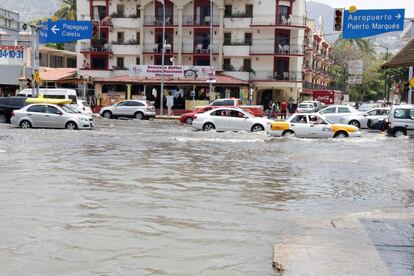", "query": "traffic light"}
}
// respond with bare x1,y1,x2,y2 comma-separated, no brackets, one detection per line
26,78,32,88
334,8,343,32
